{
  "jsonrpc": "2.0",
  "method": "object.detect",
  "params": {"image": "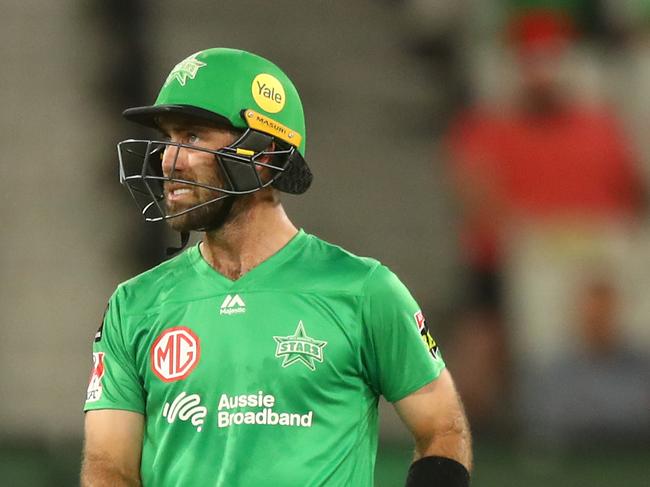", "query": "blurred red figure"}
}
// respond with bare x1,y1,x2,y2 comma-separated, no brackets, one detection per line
444,9,645,430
